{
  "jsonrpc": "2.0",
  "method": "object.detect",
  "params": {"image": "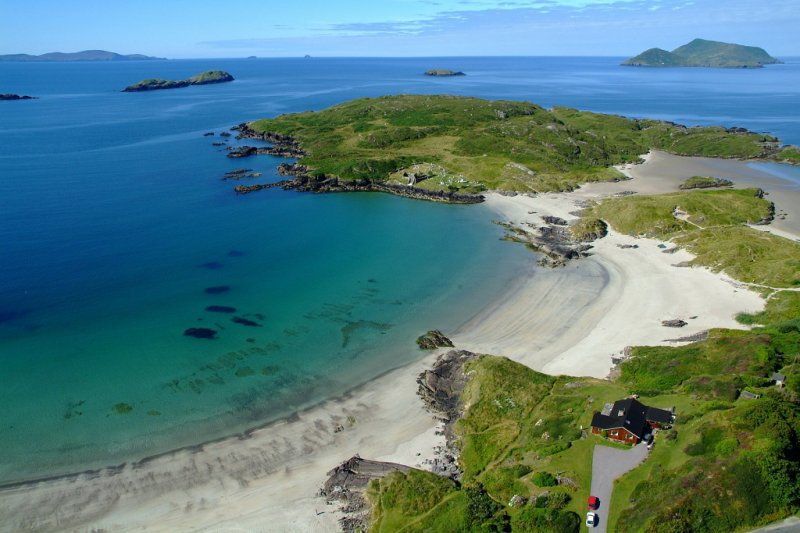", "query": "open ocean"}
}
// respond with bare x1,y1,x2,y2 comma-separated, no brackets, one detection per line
1,56,799,484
